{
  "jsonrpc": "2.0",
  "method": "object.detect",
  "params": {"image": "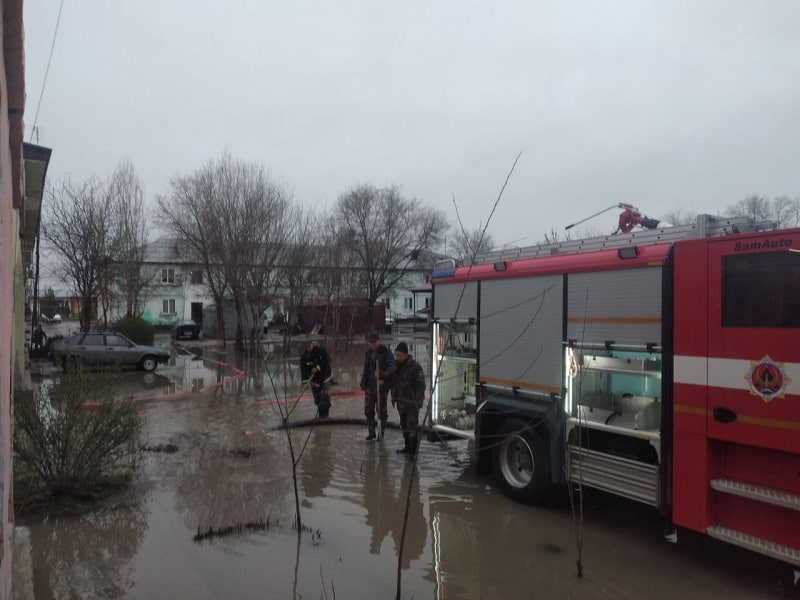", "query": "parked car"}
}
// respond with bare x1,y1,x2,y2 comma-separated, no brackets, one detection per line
51,313,62,323
51,331,171,372
171,319,200,340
